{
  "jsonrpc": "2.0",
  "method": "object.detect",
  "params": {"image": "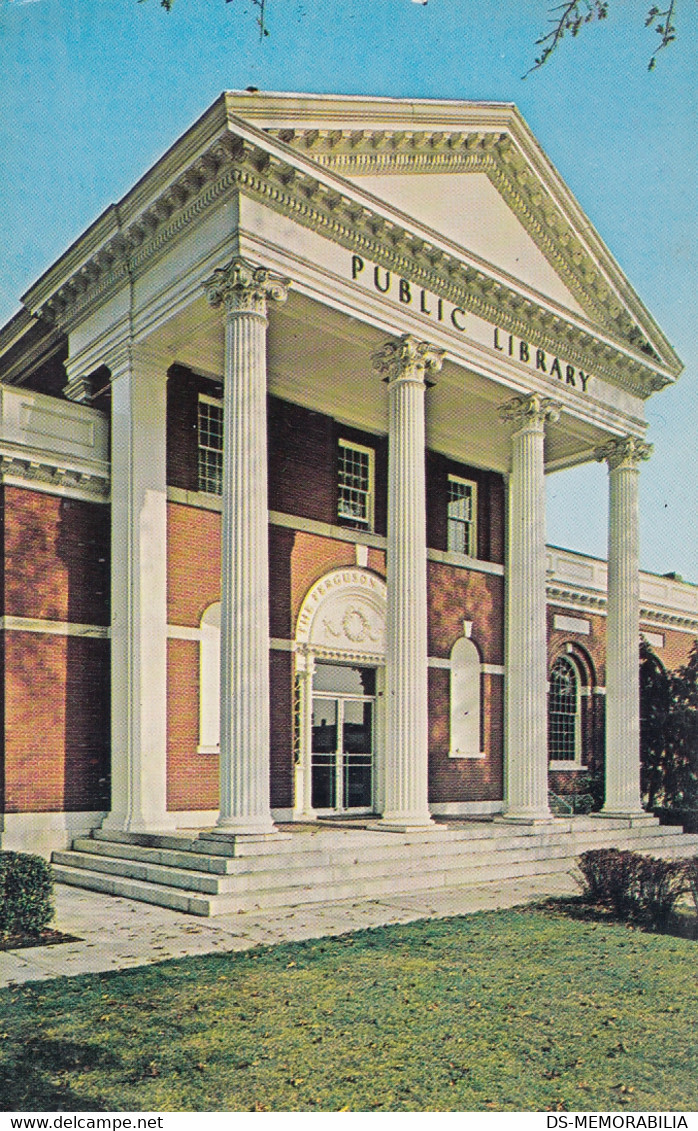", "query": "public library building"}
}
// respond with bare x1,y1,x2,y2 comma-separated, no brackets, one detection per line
0,92,695,887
